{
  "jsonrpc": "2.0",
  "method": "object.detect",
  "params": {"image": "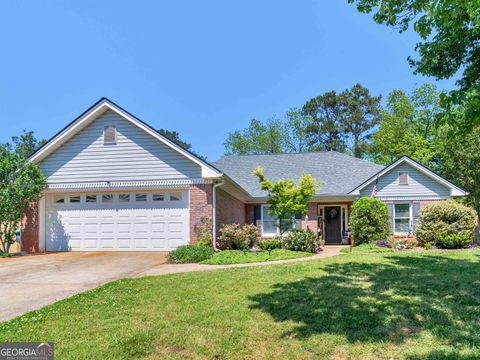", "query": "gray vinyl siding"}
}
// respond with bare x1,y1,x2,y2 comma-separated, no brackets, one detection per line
40,111,202,183
359,163,450,199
